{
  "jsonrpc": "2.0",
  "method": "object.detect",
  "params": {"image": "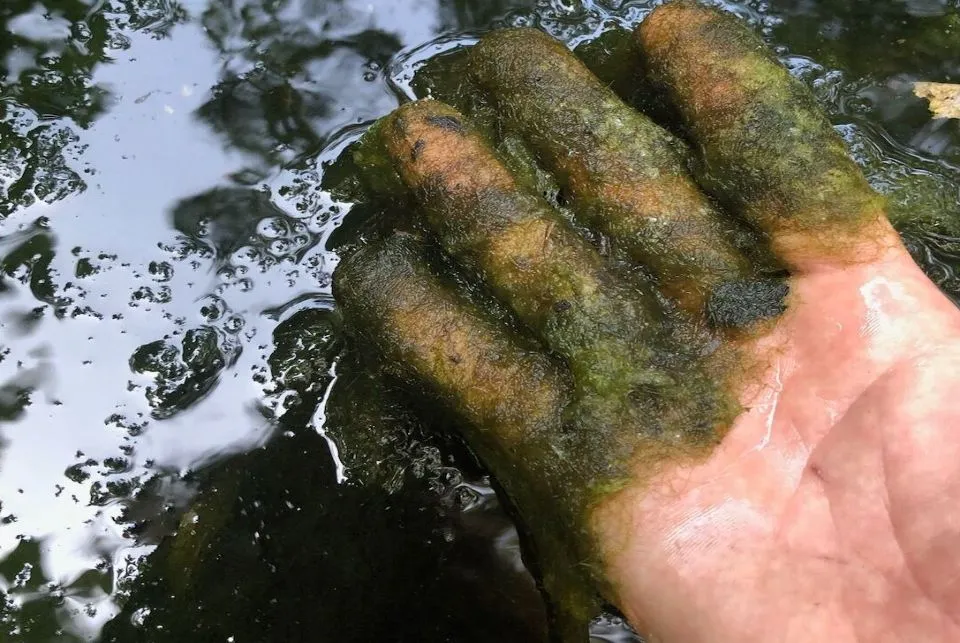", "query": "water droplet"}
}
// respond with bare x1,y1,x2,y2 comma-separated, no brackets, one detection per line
224,316,245,334
130,607,150,627
256,216,288,240
269,239,292,256
198,295,227,322
148,261,174,282
108,33,131,50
